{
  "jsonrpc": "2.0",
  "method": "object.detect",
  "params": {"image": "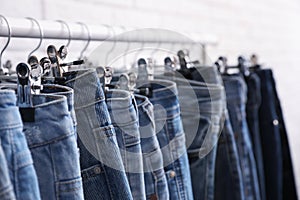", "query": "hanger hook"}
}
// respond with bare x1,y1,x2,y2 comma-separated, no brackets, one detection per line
26,17,43,59
77,22,91,59
0,15,11,69
103,24,116,66
56,20,71,47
